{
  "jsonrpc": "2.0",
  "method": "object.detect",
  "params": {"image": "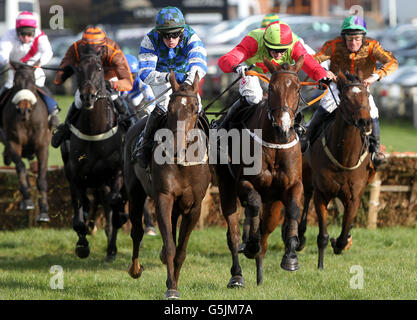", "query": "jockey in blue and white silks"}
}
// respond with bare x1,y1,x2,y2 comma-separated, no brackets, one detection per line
133,6,207,168
138,7,207,112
